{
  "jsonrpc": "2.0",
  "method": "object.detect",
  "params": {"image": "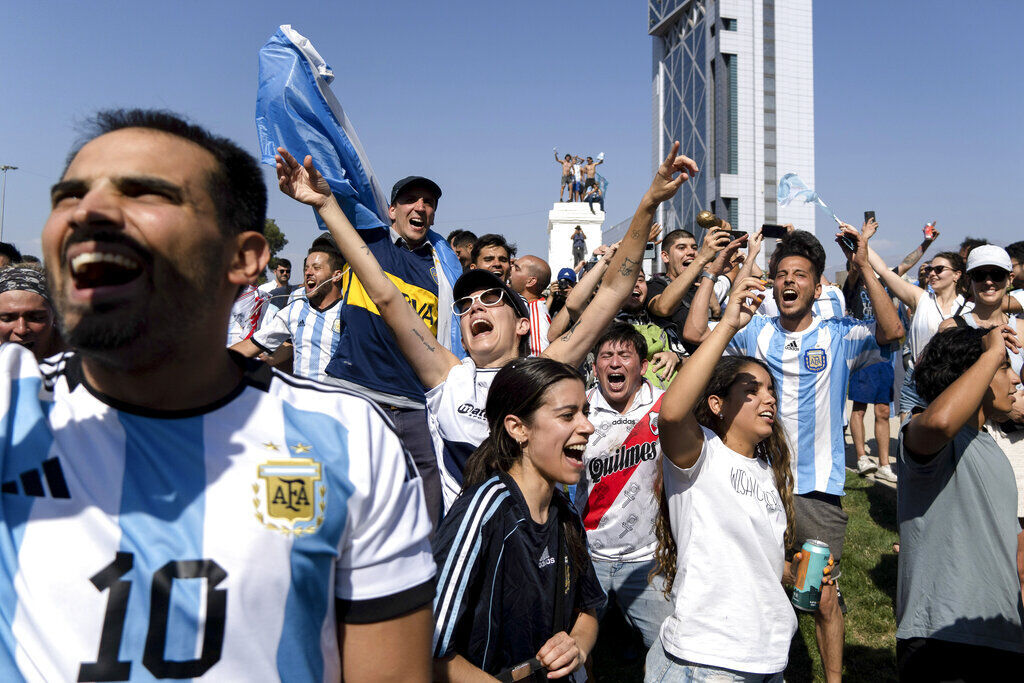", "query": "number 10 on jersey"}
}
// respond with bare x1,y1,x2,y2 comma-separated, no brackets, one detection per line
78,552,227,681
